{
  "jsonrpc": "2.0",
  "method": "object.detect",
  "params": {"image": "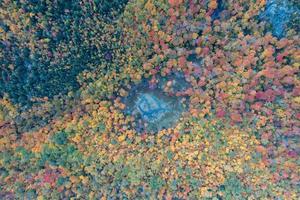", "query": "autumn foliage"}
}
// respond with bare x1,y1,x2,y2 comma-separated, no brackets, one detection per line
0,0,299,199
